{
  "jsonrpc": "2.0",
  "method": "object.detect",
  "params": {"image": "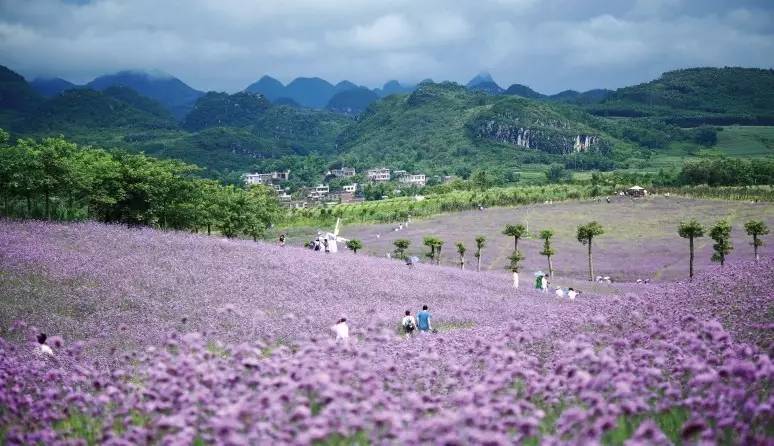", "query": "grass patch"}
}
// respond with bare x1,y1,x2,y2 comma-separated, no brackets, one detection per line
54,411,102,446
313,430,370,446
